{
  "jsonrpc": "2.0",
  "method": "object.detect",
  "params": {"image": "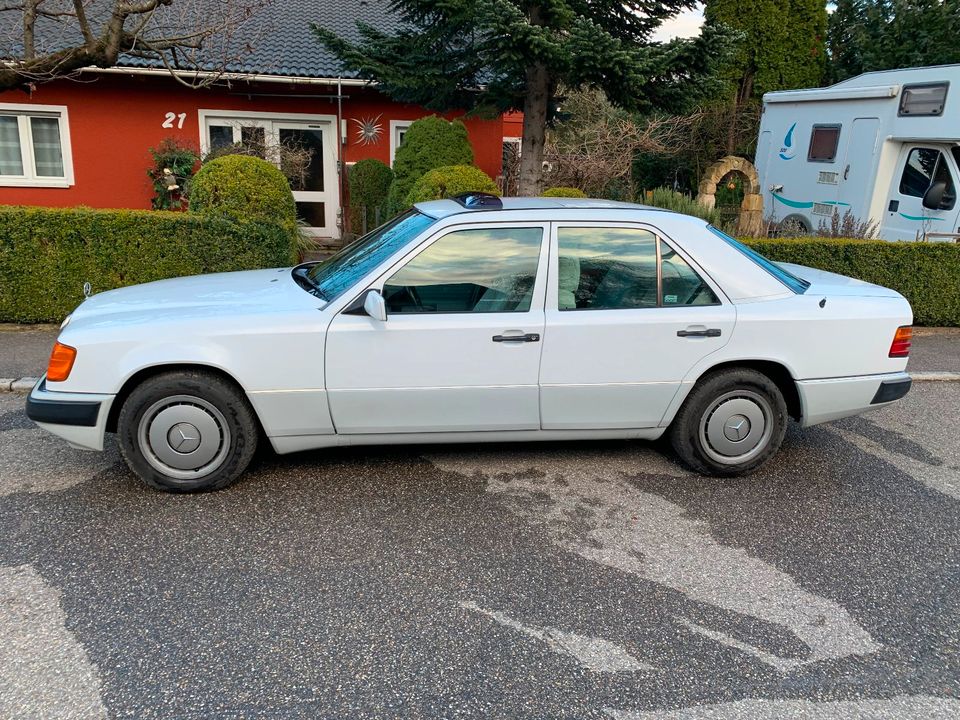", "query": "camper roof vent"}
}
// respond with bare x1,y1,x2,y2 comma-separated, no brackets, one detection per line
899,82,949,117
